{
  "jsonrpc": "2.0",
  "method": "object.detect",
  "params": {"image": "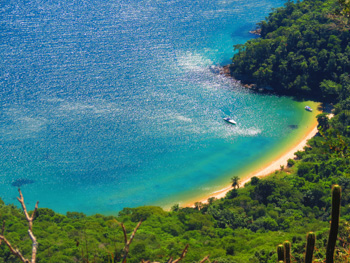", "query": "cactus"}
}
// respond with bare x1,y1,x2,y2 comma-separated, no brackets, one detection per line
277,244,284,262
283,241,291,263
326,185,341,263
304,232,316,263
